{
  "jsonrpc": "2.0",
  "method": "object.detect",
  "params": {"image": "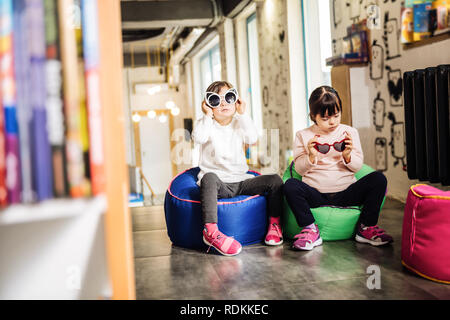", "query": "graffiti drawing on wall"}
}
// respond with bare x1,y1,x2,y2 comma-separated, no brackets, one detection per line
386,66,403,107
262,86,269,108
387,112,407,171
375,137,388,172
332,0,342,28
366,2,381,30
372,92,386,131
383,12,401,60
332,38,343,56
370,40,384,81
